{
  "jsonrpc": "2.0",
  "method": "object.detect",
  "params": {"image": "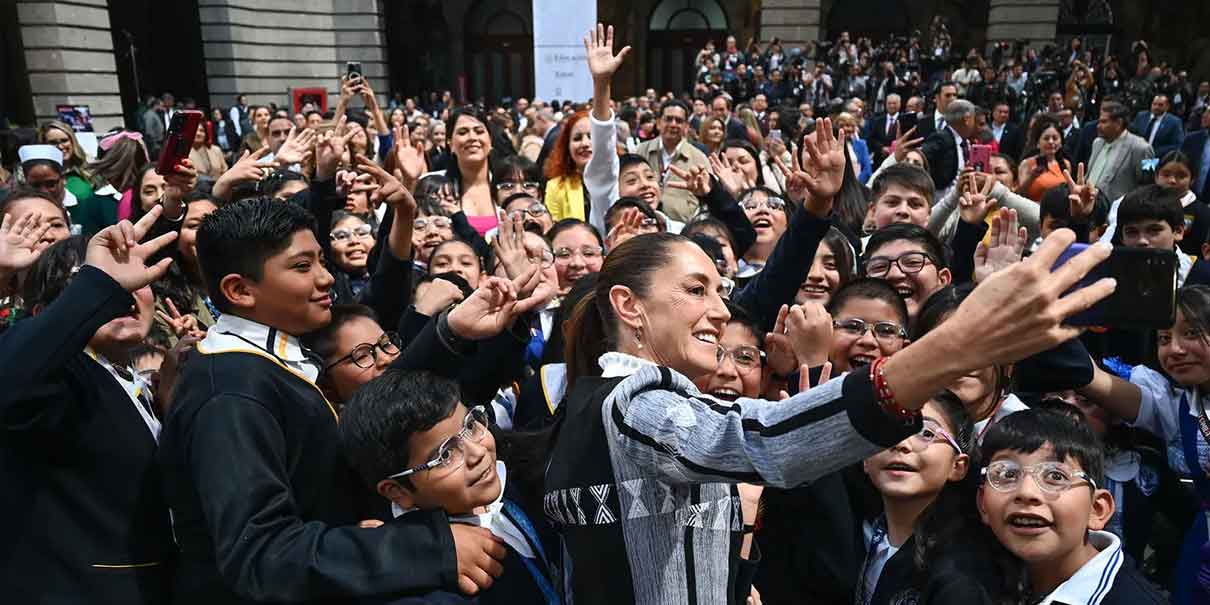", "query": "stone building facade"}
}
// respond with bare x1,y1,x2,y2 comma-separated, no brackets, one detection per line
3,0,1207,132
